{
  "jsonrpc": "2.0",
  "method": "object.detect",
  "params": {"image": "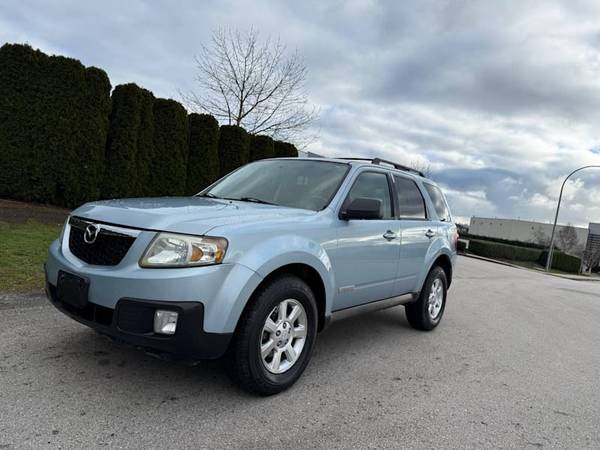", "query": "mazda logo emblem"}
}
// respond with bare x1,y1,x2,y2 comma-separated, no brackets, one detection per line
83,224,99,244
